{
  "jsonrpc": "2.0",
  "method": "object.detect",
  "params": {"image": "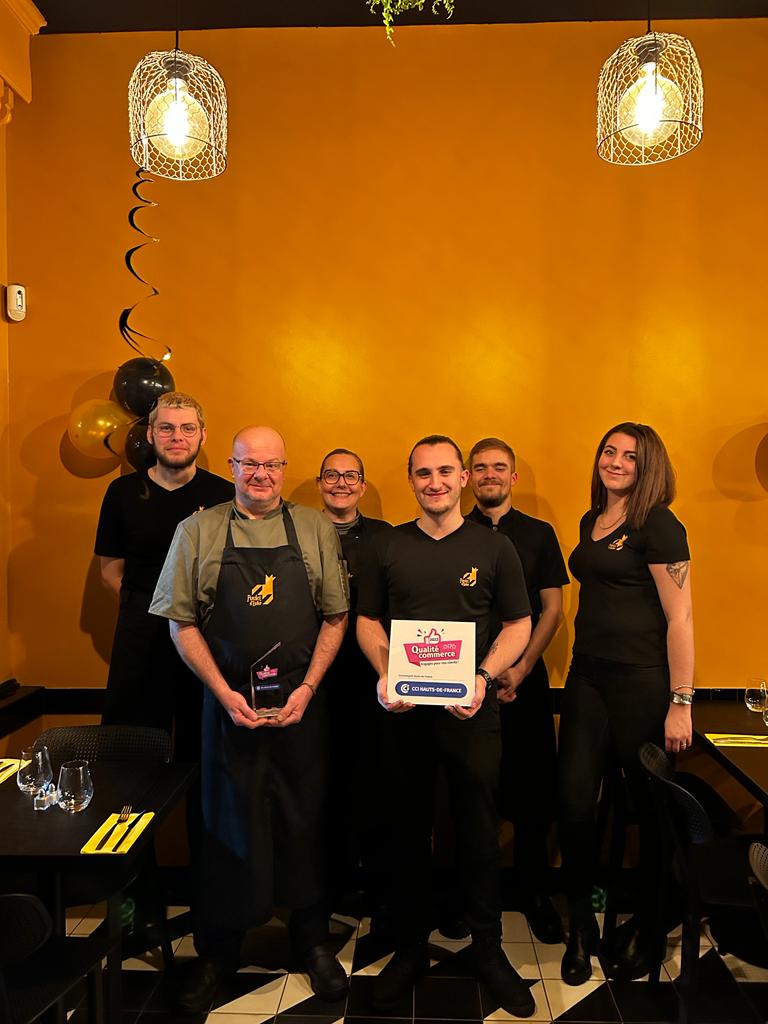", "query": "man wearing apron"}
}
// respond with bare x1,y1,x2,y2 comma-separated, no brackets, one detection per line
151,426,349,1014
